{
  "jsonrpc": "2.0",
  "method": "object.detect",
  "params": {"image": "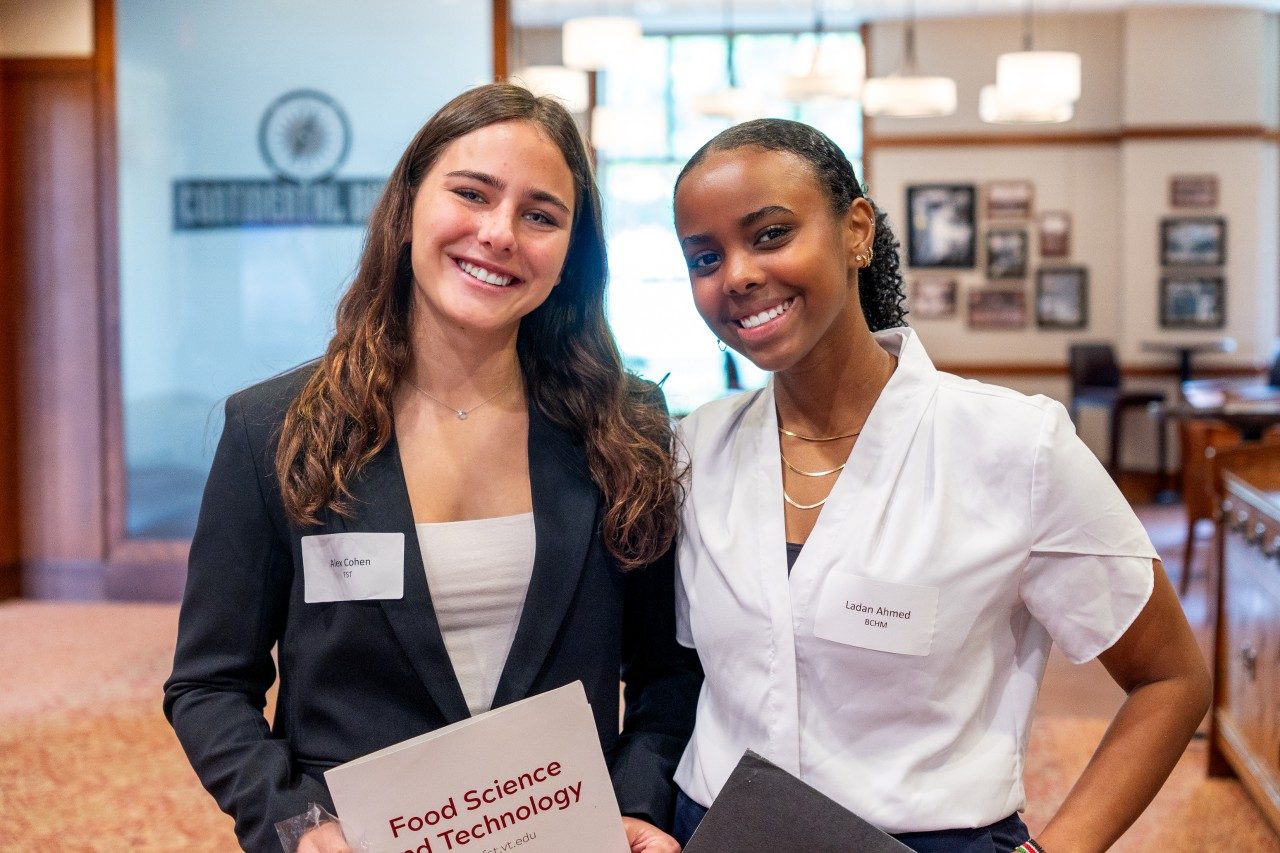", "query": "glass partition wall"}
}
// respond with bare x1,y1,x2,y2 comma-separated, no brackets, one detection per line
113,0,493,541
